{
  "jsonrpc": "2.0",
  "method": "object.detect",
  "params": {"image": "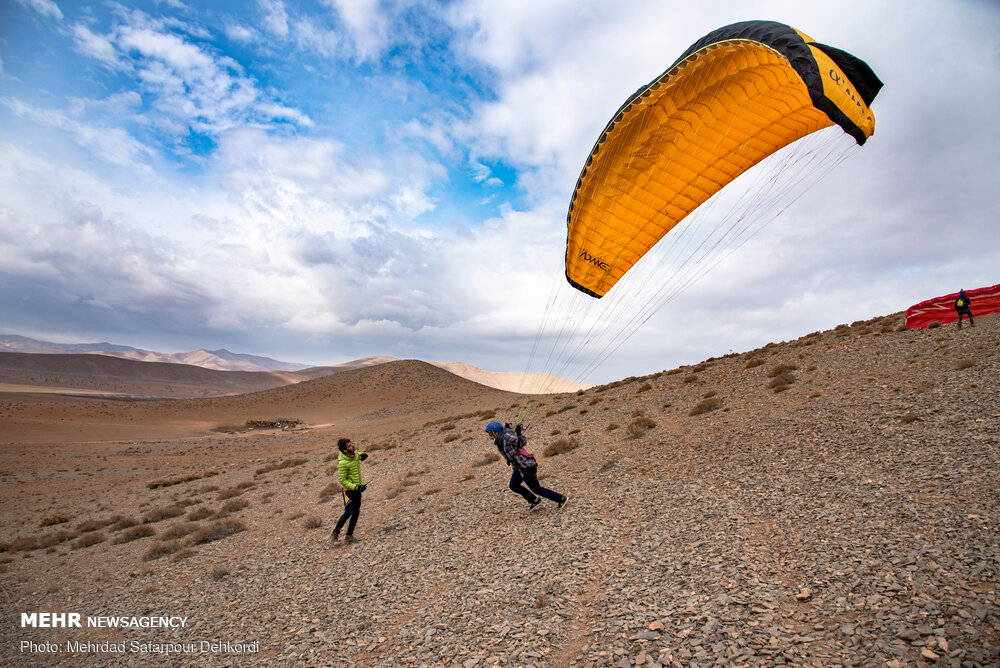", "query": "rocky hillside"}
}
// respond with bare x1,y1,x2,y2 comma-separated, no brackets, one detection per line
1,312,997,667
